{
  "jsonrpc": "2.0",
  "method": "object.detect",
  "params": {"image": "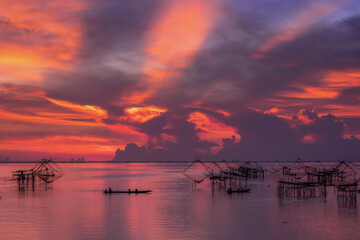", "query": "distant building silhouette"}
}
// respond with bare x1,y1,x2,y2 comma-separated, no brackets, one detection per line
0,155,10,162
70,157,85,163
